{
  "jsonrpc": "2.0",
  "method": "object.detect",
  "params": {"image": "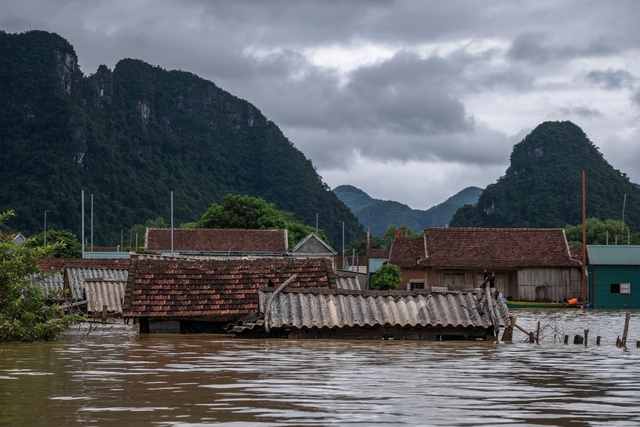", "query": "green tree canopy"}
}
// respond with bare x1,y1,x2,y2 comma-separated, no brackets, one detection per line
23,229,81,258
345,236,386,256
370,263,402,291
196,194,328,247
382,225,420,244
0,211,80,342
128,217,168,249
565,218,639,245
